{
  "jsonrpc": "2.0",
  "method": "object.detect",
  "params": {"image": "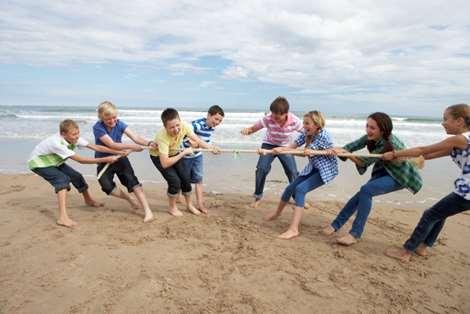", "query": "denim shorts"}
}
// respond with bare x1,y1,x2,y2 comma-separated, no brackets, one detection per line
182,154,203,184
32,163,88,193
